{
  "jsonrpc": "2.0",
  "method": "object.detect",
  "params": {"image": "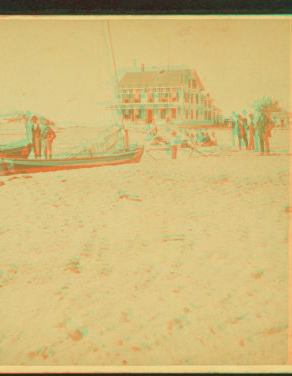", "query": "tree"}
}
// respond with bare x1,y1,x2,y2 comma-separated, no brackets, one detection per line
251,96,282,113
